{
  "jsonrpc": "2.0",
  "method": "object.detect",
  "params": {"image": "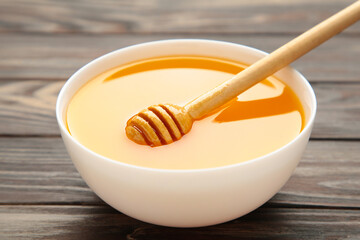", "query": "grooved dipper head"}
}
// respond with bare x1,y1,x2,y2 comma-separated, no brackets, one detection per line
125,104,193,147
